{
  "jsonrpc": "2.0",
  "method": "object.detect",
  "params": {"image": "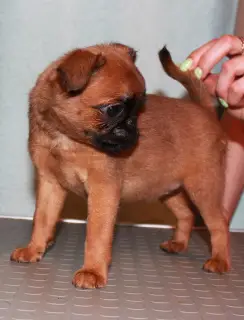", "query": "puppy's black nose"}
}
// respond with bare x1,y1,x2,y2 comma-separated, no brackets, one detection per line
113,128,128,138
